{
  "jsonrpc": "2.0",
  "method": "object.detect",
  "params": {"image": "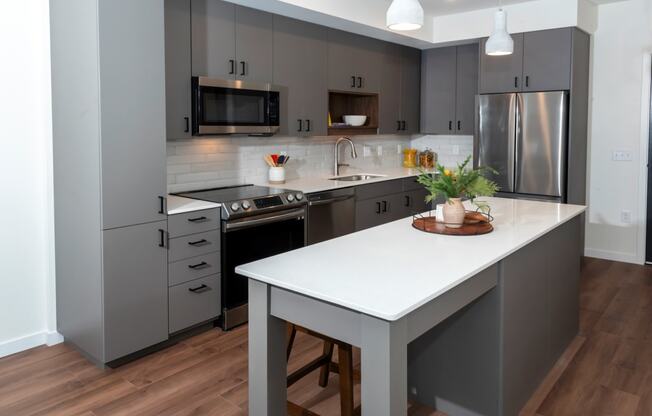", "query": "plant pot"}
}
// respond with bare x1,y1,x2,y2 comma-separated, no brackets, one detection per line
443,198,465,228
